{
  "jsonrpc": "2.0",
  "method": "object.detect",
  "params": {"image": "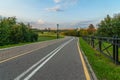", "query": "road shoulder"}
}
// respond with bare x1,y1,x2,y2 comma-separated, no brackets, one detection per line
78,38,98,80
